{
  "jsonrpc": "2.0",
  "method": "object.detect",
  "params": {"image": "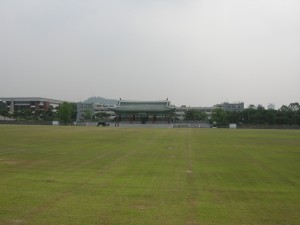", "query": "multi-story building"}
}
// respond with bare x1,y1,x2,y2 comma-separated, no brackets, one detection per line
76,102,116,122
0,97,63,114
214,102,244,112
174,106,215,120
